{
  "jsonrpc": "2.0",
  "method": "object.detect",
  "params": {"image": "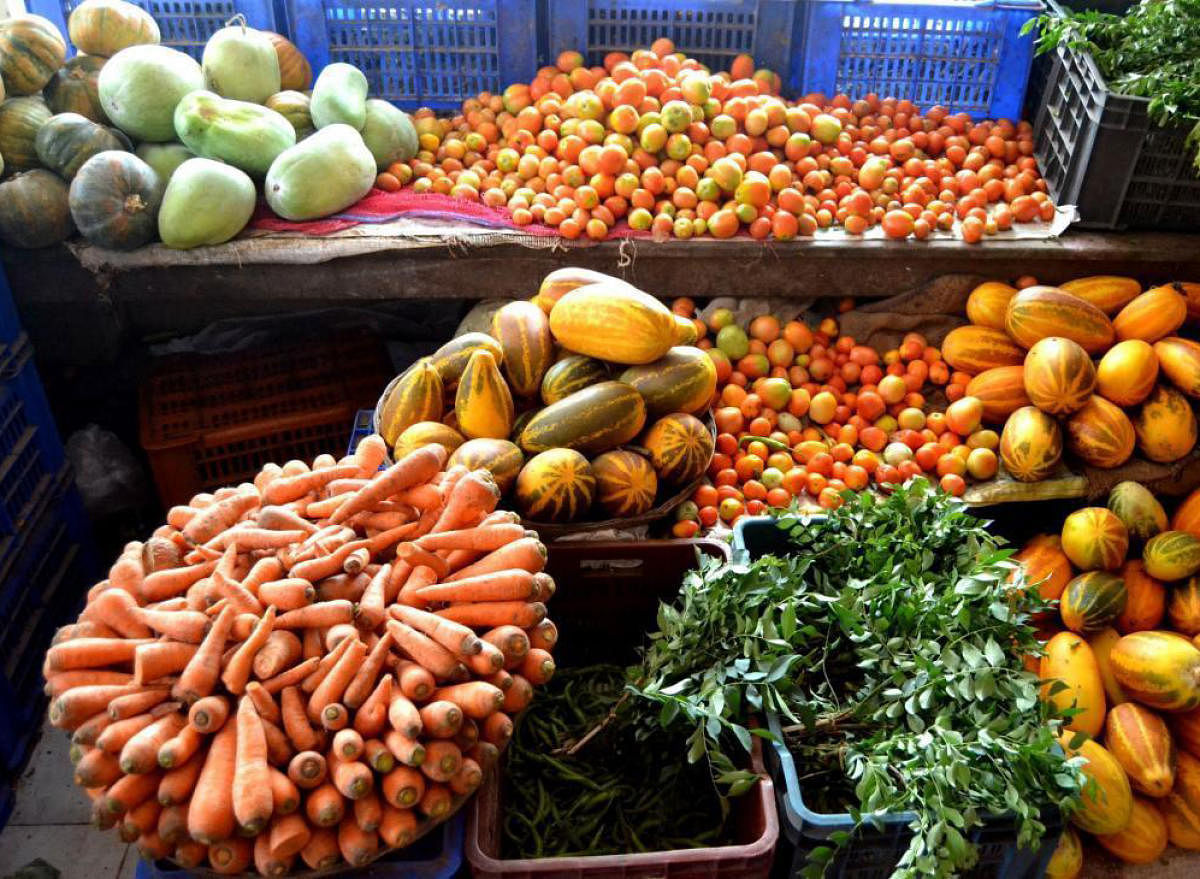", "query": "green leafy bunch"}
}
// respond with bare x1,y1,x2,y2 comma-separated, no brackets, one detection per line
1025,0,1200,169
630,480,1085,879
